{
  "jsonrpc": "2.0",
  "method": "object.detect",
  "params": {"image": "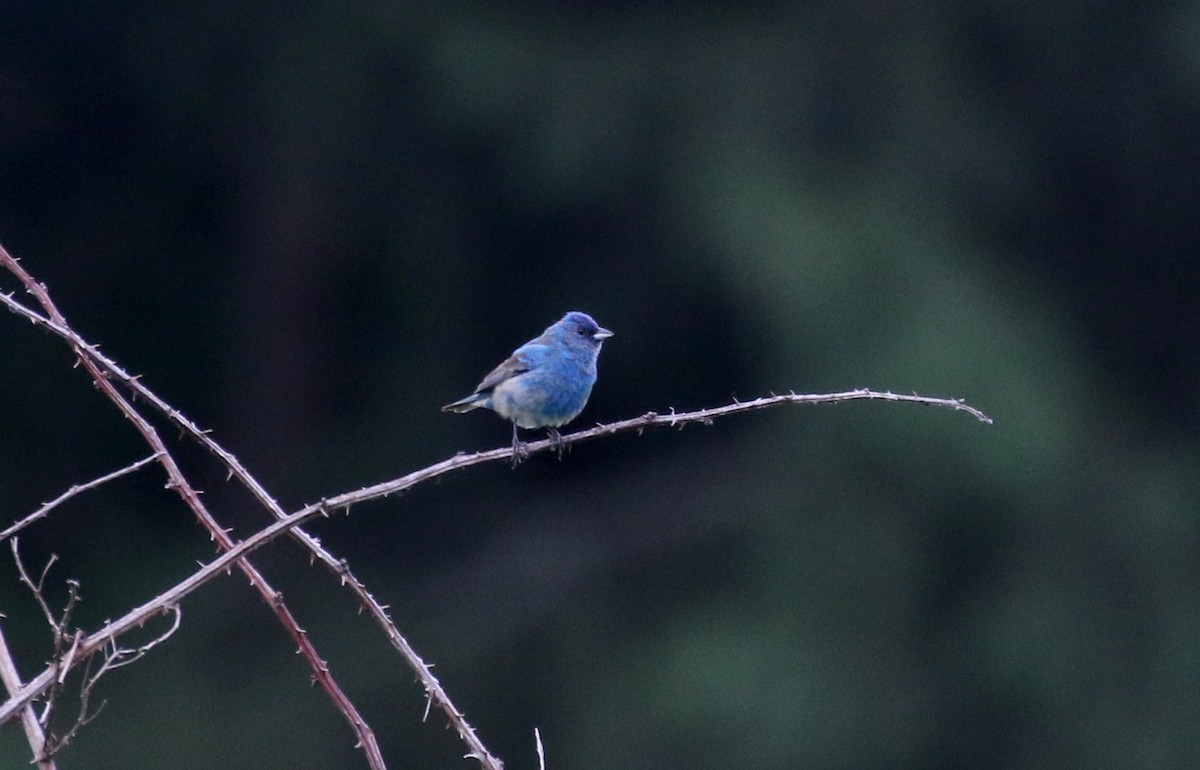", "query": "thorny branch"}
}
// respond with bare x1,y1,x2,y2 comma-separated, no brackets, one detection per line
0,242,991,769
0,248,386,770
0,384,992,731
0,248,491,769
0,453,163,544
